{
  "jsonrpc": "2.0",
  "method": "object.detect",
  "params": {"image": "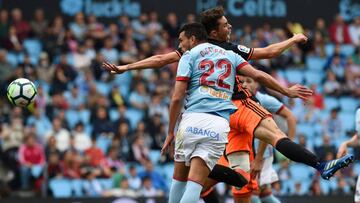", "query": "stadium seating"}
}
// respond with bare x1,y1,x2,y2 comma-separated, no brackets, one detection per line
71,179,84,197
338,111,355,132
339,97,358,113
324,97,339,111
49,179,73,198
304,70,323,85
289,163,314,182
306,56,326,71
284,69,304,84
